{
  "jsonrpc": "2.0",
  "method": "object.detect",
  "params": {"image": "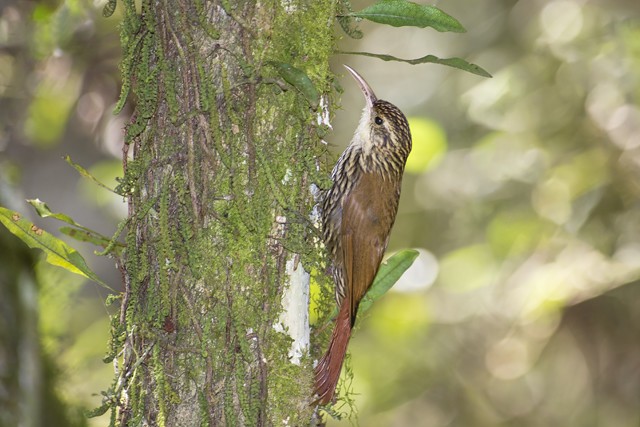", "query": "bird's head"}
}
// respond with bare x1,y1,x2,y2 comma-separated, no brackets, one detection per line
344,65,412,166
